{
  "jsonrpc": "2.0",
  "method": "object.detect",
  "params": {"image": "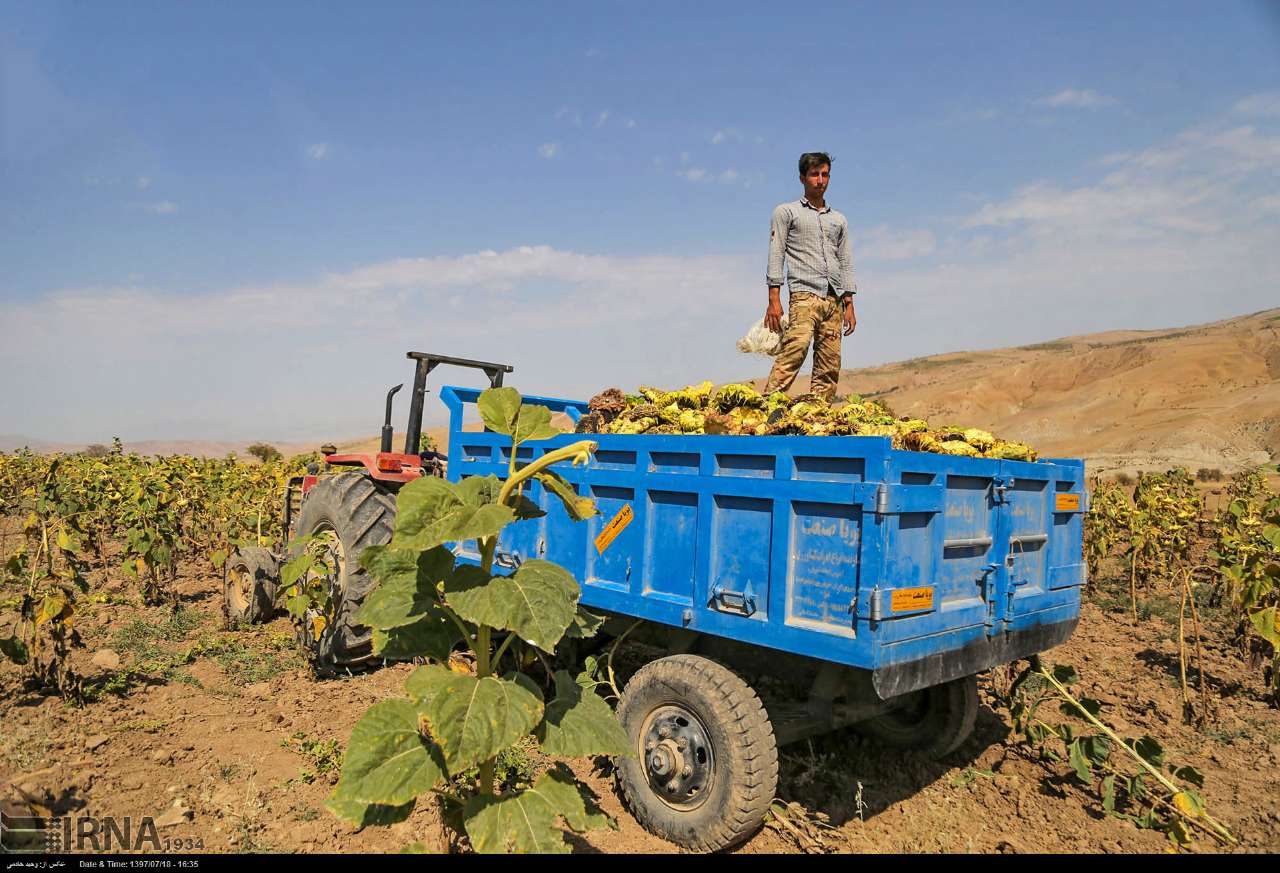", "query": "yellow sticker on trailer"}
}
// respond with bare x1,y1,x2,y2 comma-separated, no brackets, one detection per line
1055,493,1082,512
891,587,934,613
594,503,634,554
